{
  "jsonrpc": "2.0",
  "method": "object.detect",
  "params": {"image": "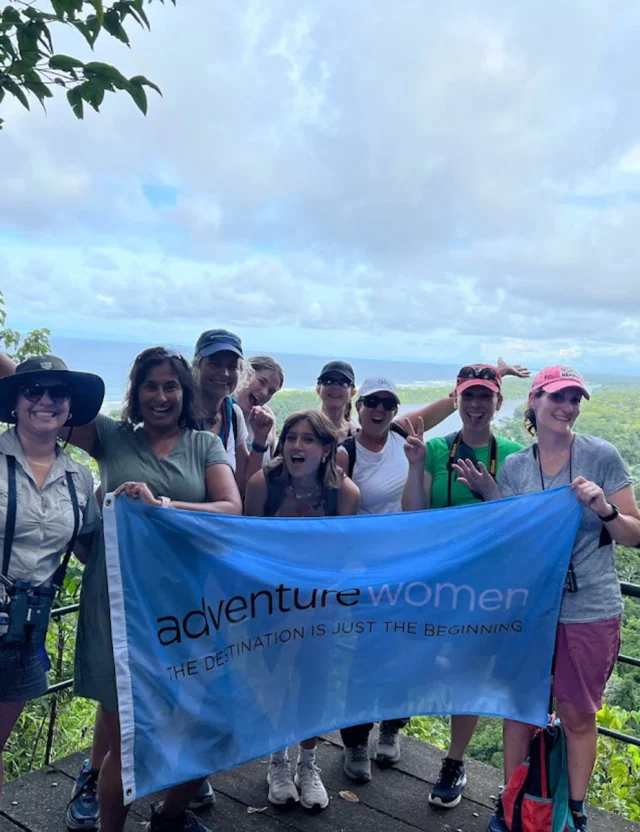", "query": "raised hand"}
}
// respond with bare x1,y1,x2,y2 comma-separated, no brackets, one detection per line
249,405,276,445
114,481,161,507
497,357,531,378
451,458,500,501
401,416,426,467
